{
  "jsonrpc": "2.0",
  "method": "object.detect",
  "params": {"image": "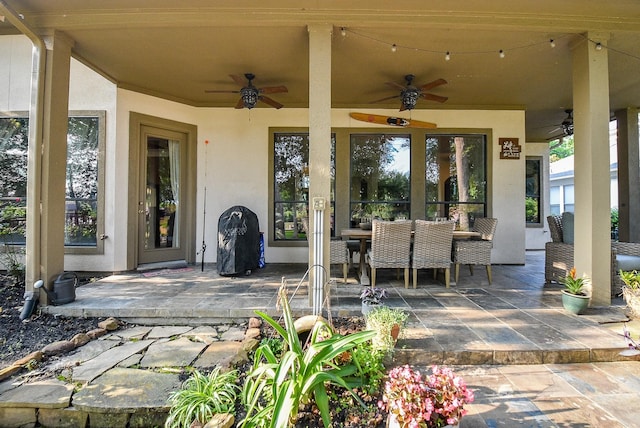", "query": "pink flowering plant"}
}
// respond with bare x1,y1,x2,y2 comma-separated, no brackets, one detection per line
378,365,474,428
